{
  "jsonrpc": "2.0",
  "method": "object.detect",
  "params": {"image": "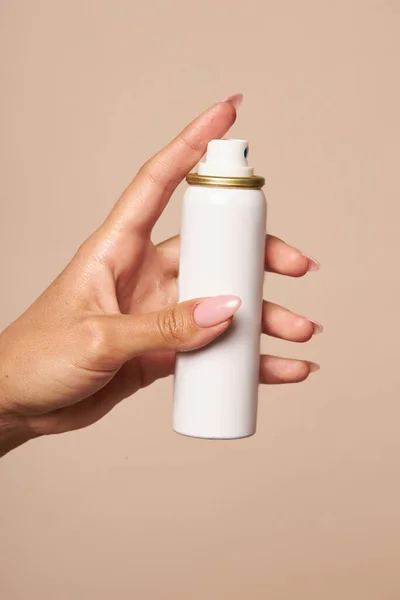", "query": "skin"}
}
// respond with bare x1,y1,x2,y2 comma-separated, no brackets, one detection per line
0,97,321,458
